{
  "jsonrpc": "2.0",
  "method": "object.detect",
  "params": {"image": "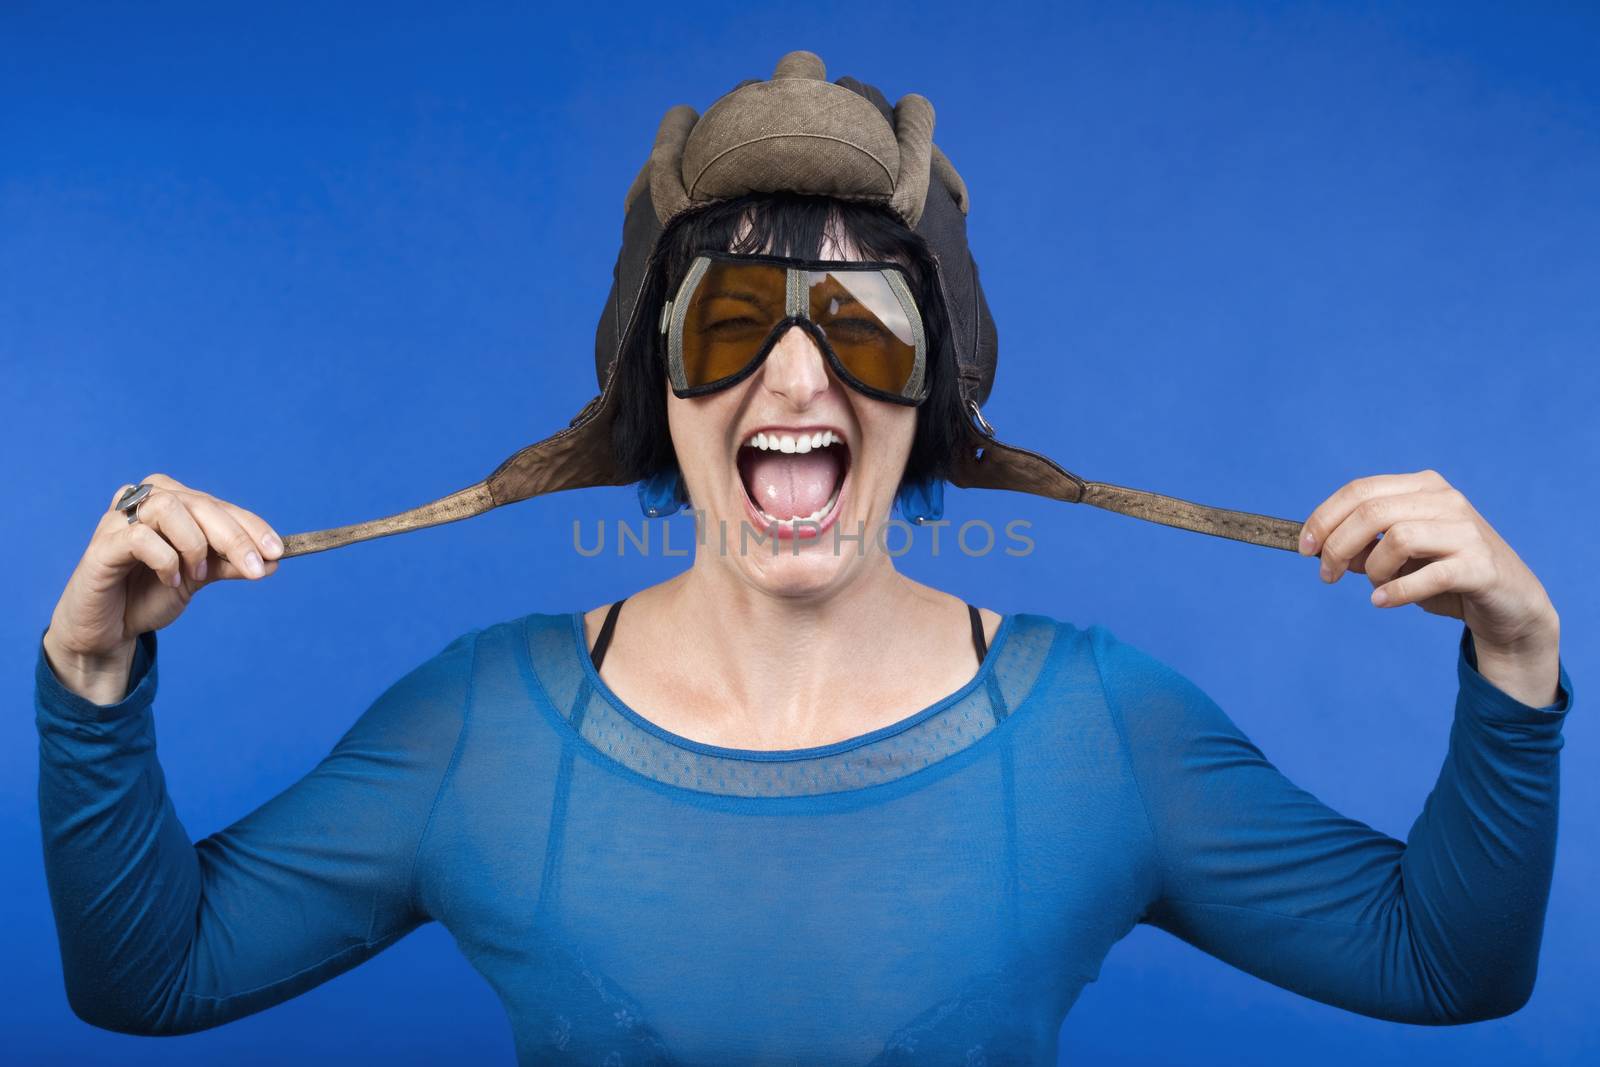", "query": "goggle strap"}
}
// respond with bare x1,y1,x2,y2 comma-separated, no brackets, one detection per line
665,257,712,390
